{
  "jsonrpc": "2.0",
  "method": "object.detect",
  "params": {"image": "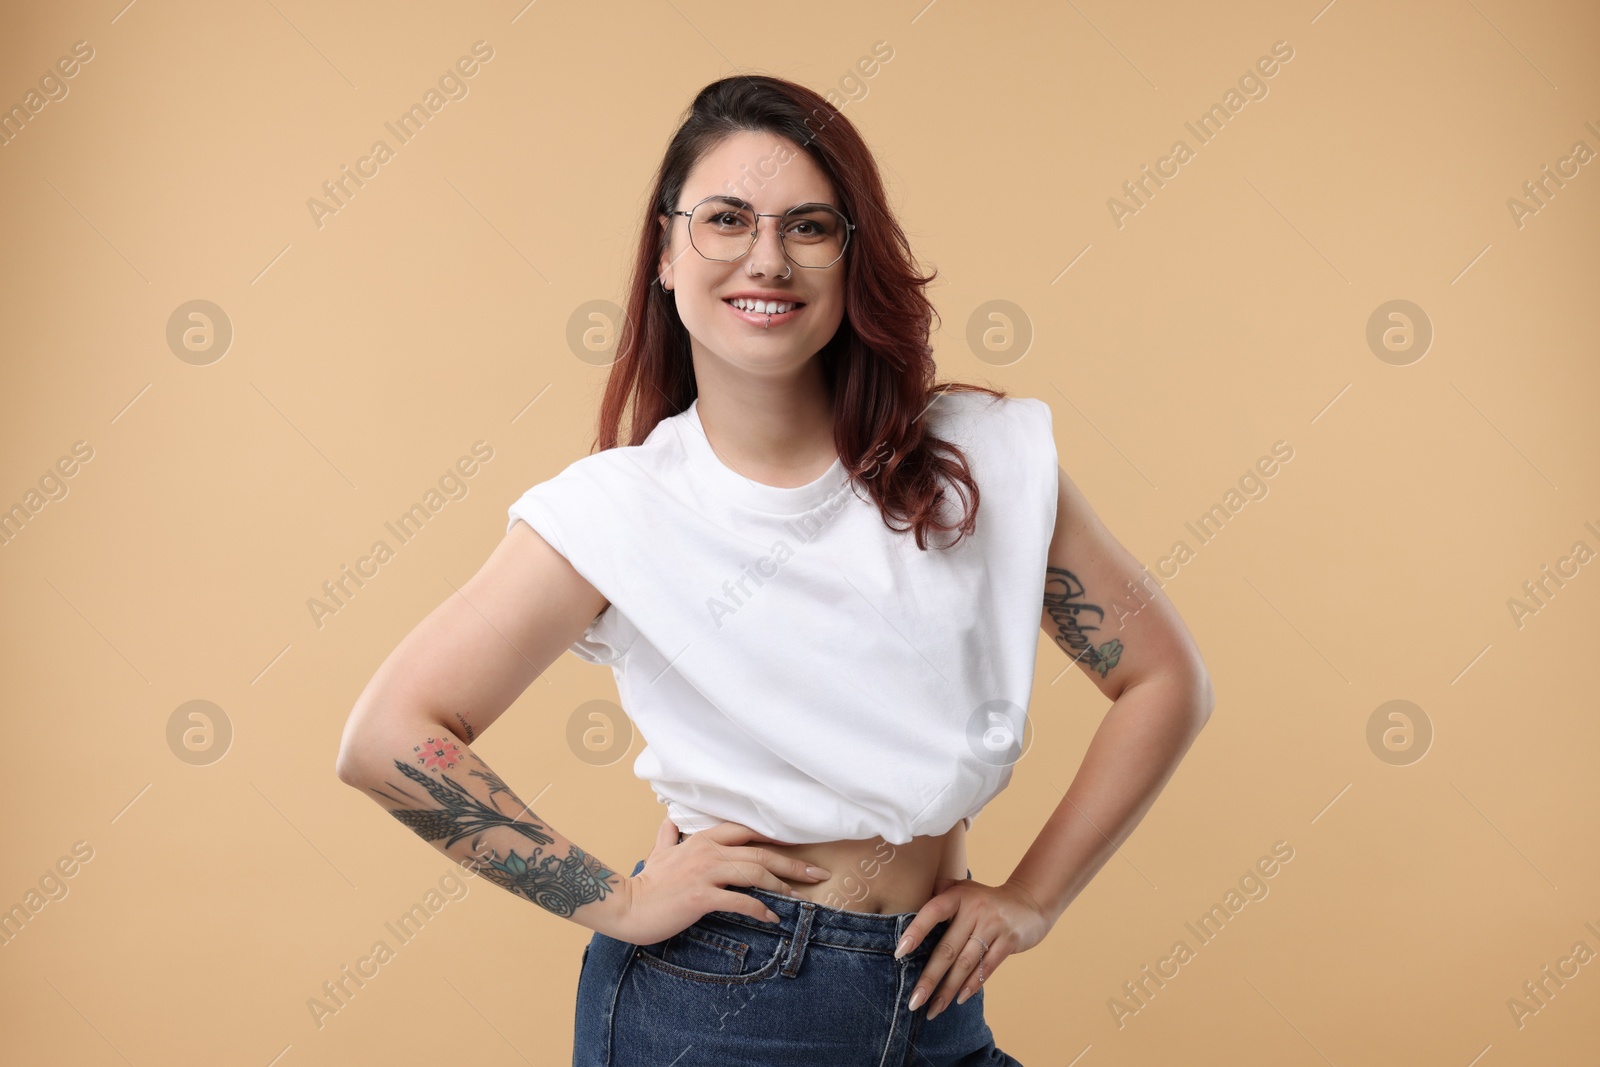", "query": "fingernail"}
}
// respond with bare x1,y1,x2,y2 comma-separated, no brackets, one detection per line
956,988,971,1006
894,934,911,959
907,987,926,1011
765,910,781,922
806,866,831,879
